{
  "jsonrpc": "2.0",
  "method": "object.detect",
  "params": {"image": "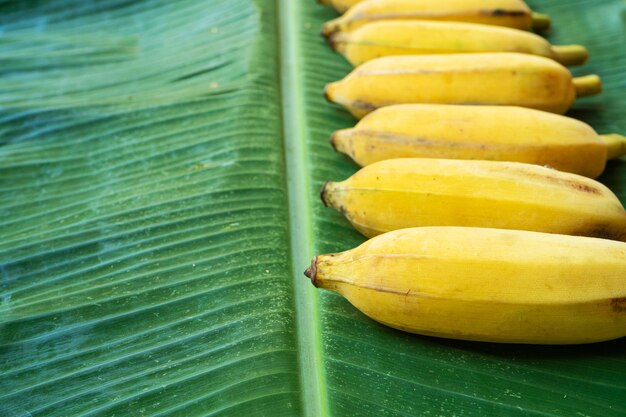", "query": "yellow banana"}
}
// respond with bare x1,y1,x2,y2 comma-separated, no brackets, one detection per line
318,0,362,13
324,53,602,118
305,227,626,344
322,0,551,37
331,104,626,178
330,20,588,66
321,158,626,239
